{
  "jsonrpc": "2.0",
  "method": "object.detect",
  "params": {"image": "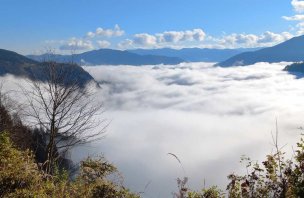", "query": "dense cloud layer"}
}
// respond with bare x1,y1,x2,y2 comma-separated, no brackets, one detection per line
78,62,304,197
1,62,303,197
